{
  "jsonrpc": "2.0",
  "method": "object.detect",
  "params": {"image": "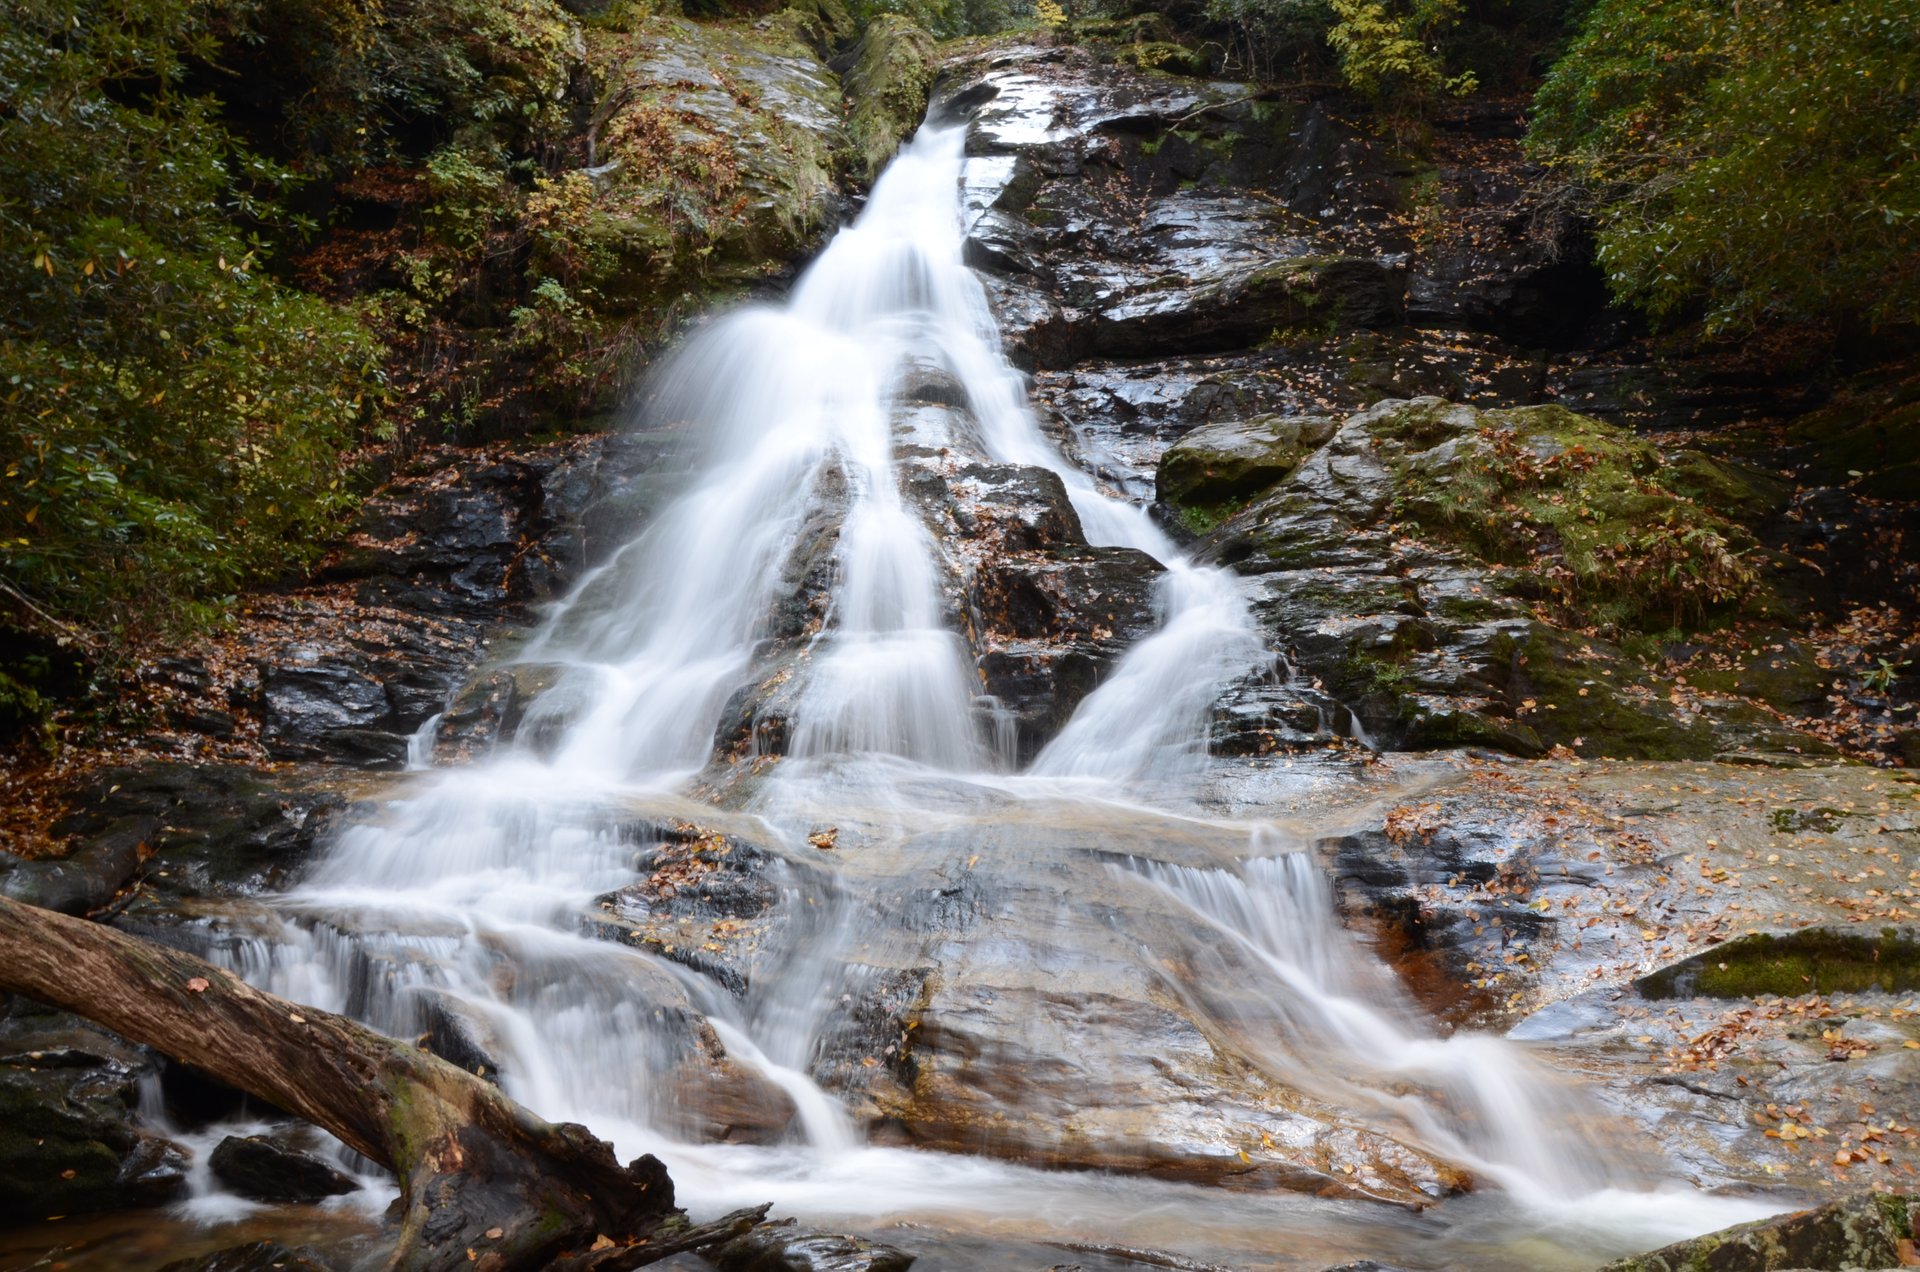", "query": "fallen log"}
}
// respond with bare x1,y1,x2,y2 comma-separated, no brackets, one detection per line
0,894,768,1271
